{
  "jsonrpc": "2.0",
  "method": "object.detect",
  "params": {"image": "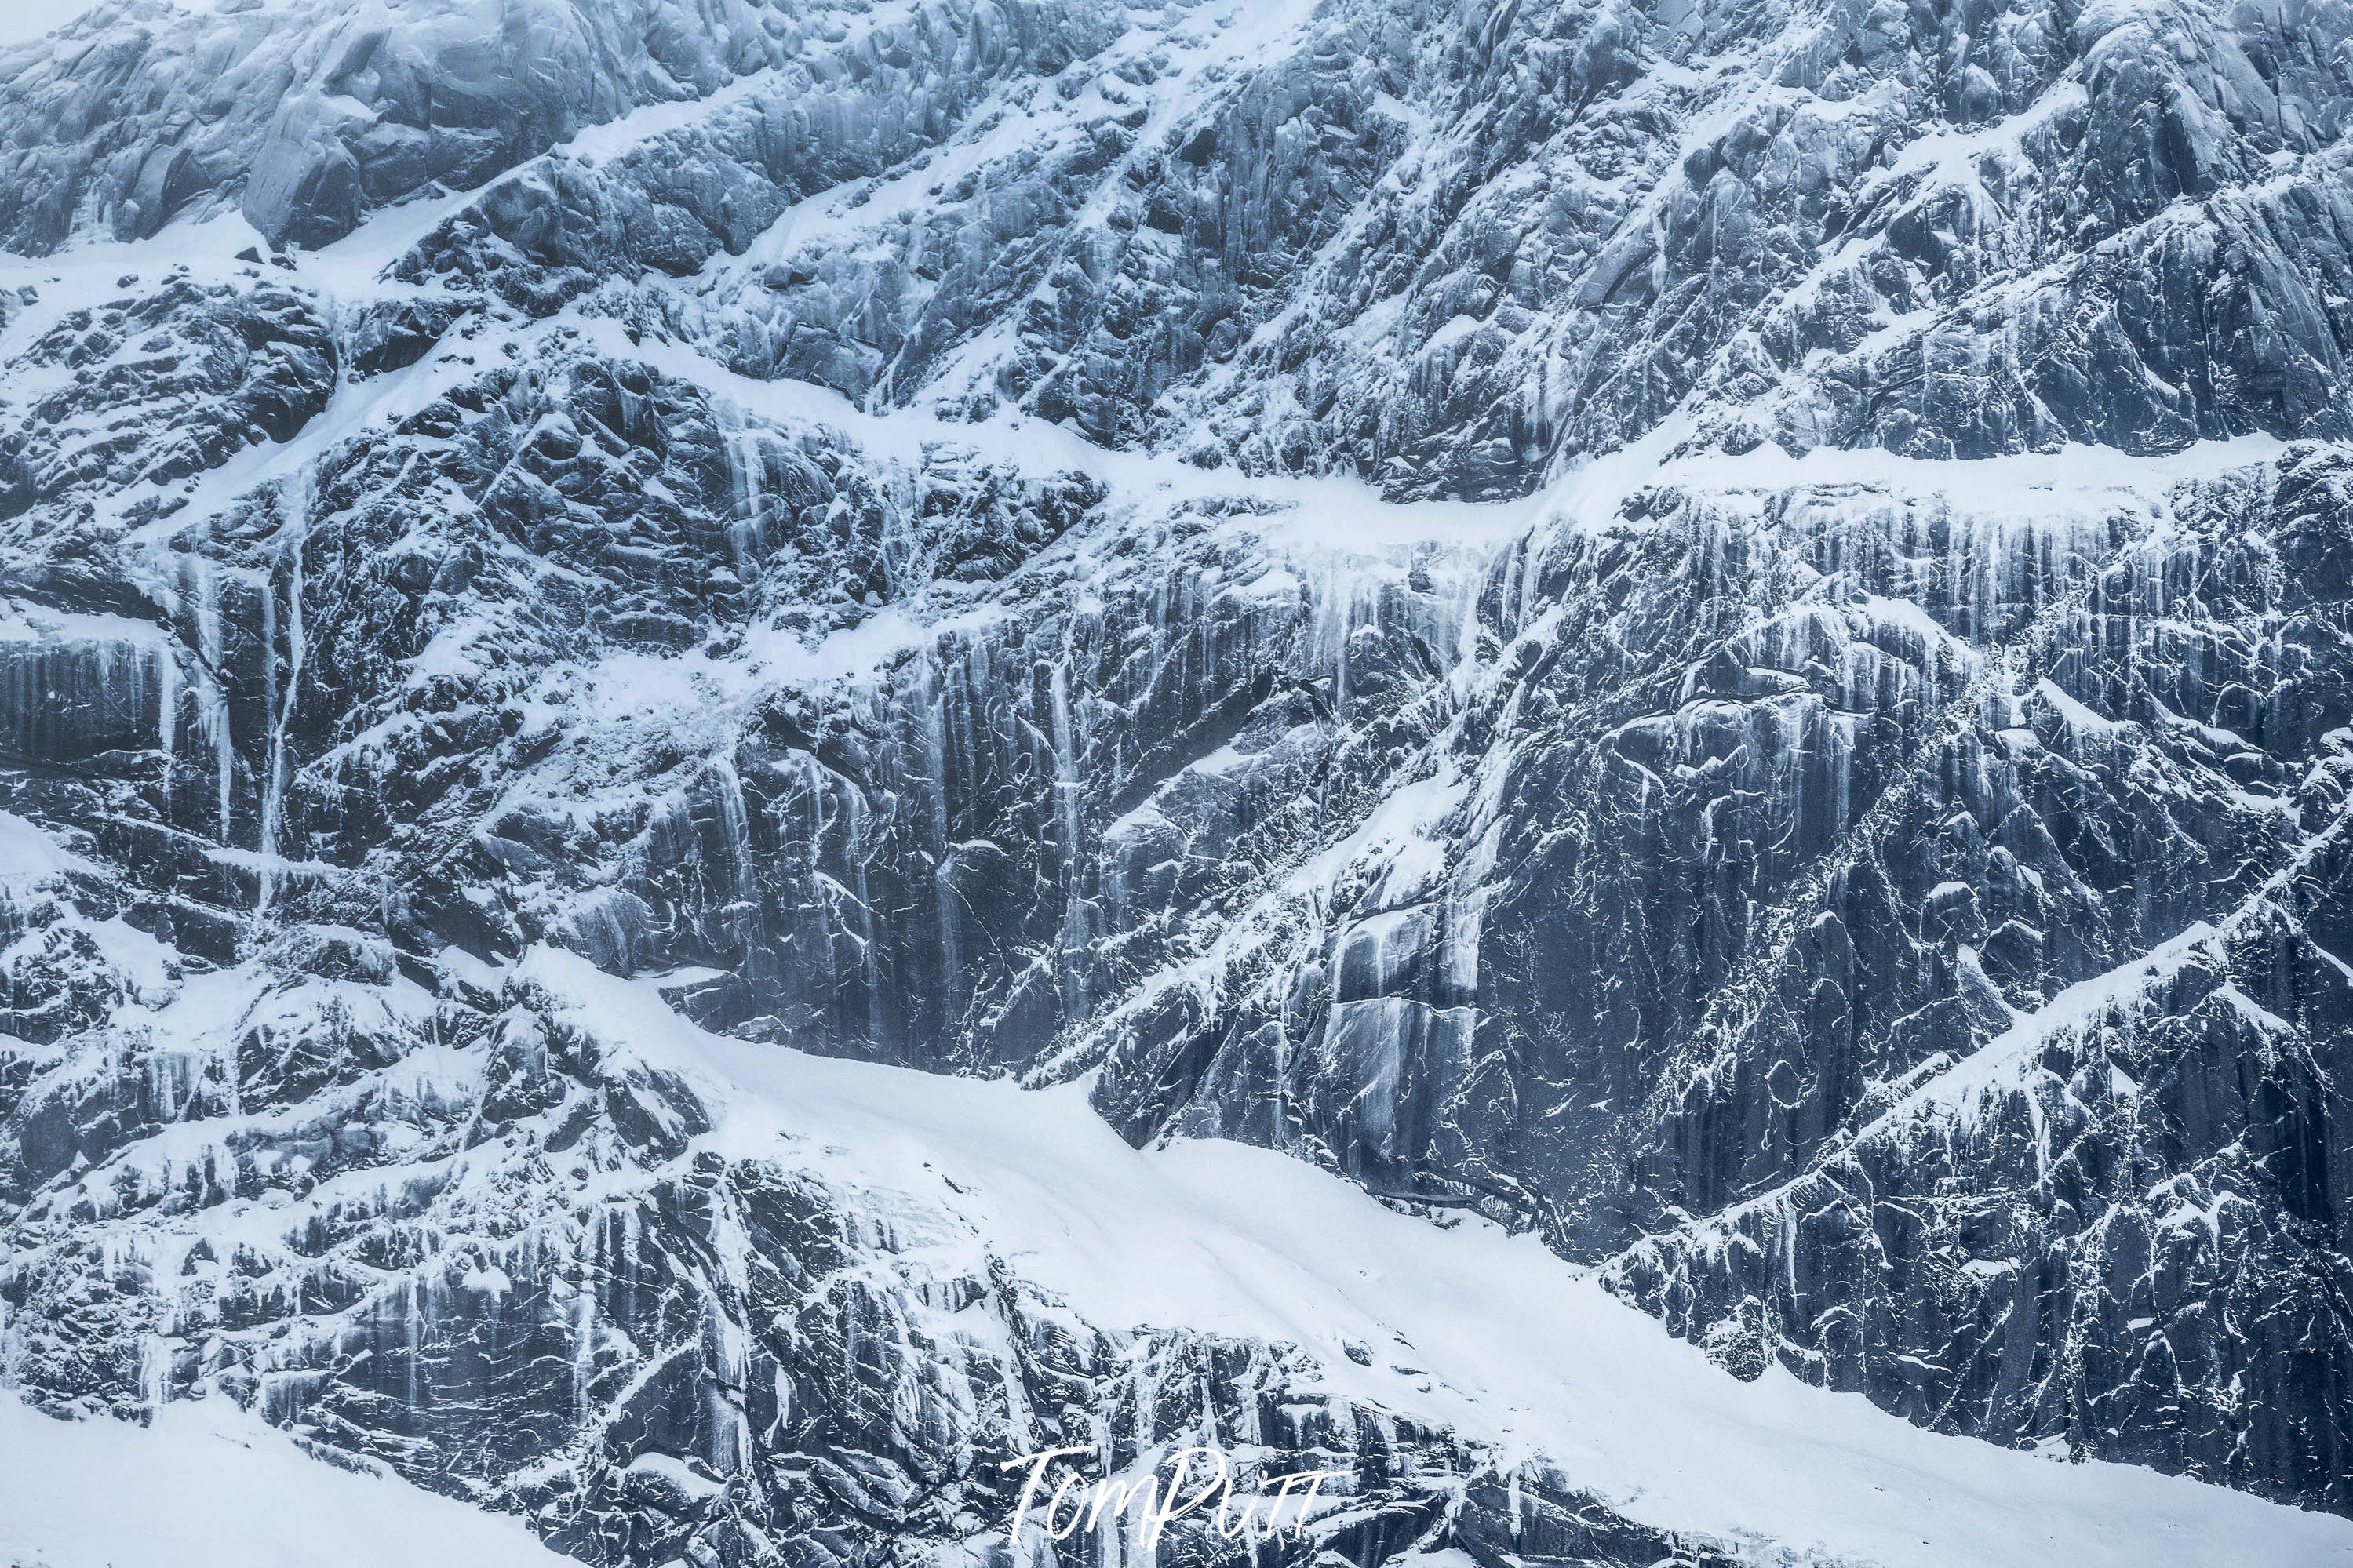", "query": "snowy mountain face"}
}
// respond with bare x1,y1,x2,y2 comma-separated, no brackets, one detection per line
2,0,2352,1563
